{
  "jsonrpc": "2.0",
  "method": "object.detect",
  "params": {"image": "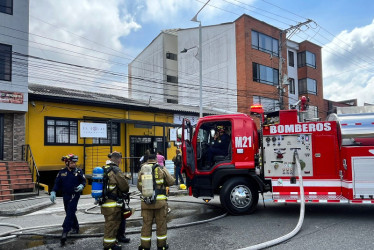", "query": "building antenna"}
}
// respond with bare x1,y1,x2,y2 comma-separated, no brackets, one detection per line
278,19,313,110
